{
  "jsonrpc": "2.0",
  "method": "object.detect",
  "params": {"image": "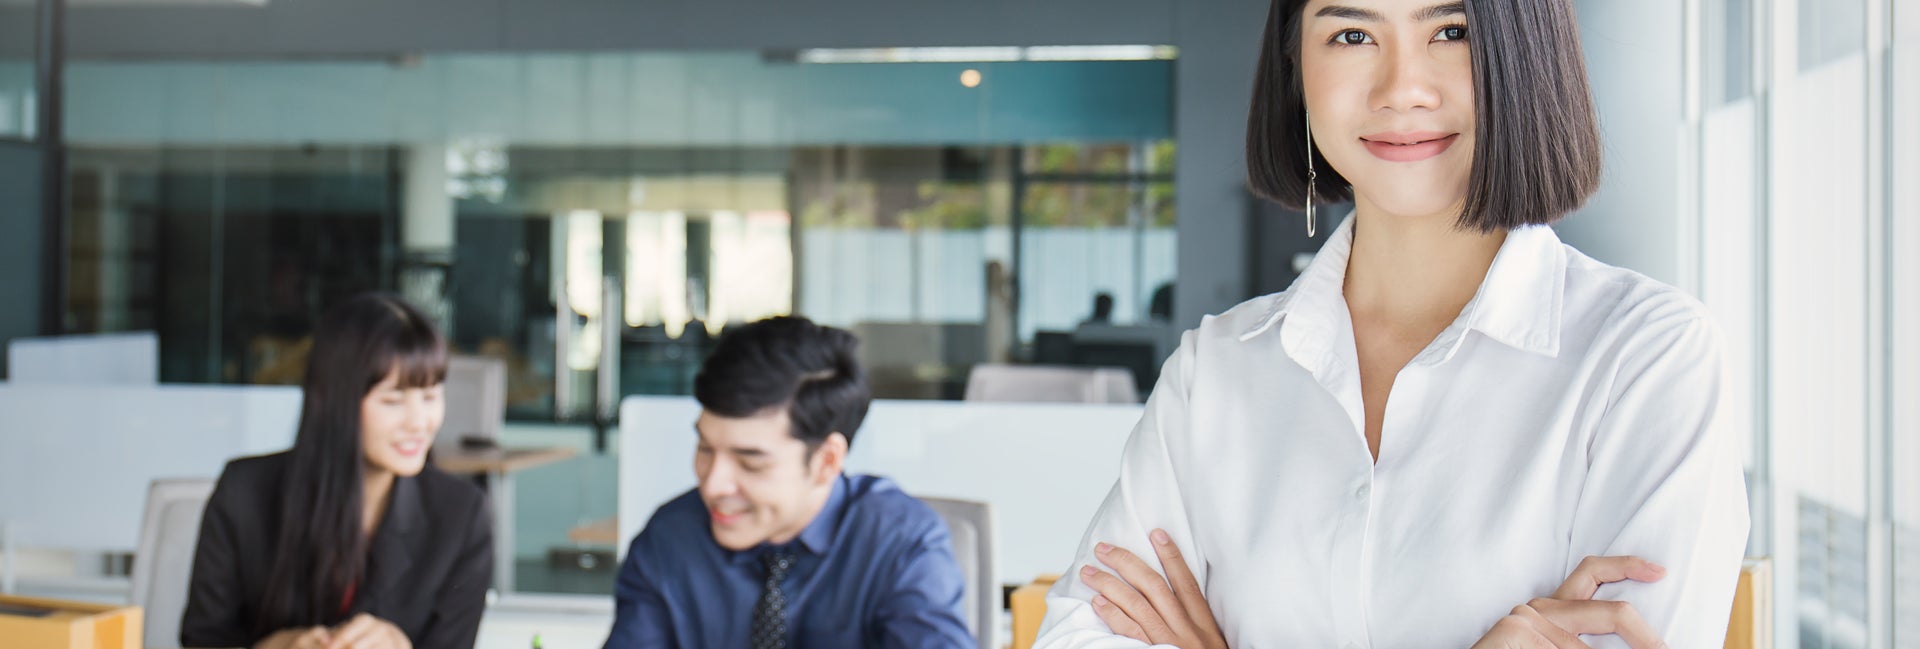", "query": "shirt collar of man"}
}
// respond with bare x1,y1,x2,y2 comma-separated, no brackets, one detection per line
726,473,850,565
1237,211,1568,371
